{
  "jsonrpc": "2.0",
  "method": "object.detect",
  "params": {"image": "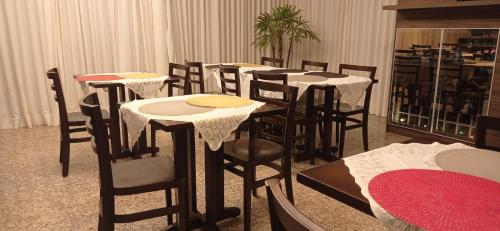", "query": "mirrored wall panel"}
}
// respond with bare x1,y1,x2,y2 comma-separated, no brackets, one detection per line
389,28,499,141
433,29,498,139
389,29,442,132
